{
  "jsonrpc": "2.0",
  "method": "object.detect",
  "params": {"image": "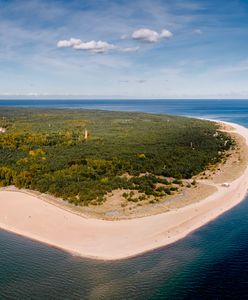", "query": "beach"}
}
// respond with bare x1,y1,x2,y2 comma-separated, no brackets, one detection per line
0,120,248,261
